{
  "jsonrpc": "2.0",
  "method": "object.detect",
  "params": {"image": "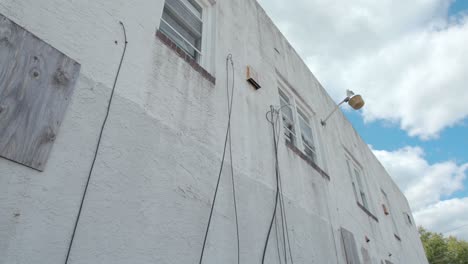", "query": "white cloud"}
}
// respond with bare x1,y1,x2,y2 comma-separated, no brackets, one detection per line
257,0,468,139
372,146,468,239
257,0,468,239
415,198,468,240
